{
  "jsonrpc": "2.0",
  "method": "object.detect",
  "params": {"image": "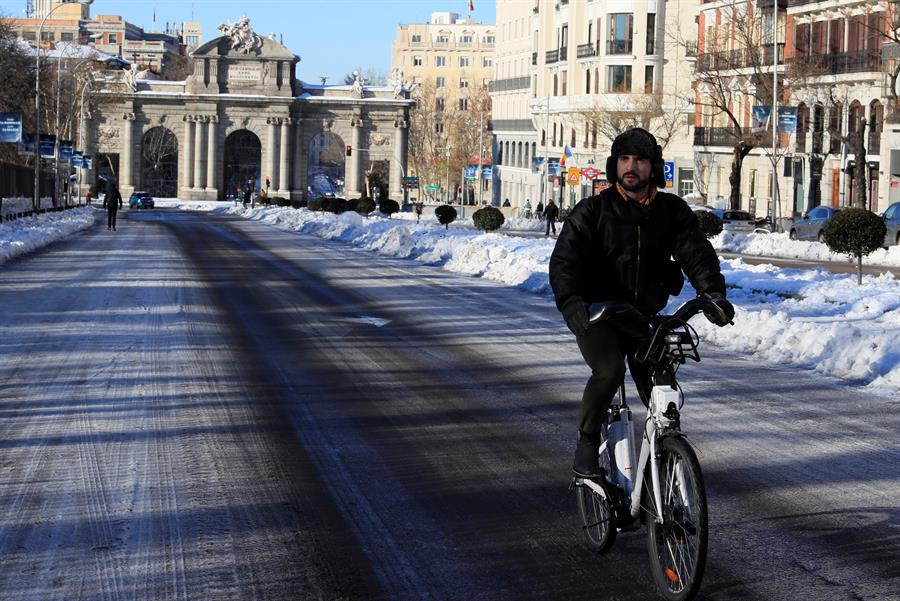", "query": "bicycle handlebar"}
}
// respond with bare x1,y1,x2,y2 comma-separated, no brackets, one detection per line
588,296,723,327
